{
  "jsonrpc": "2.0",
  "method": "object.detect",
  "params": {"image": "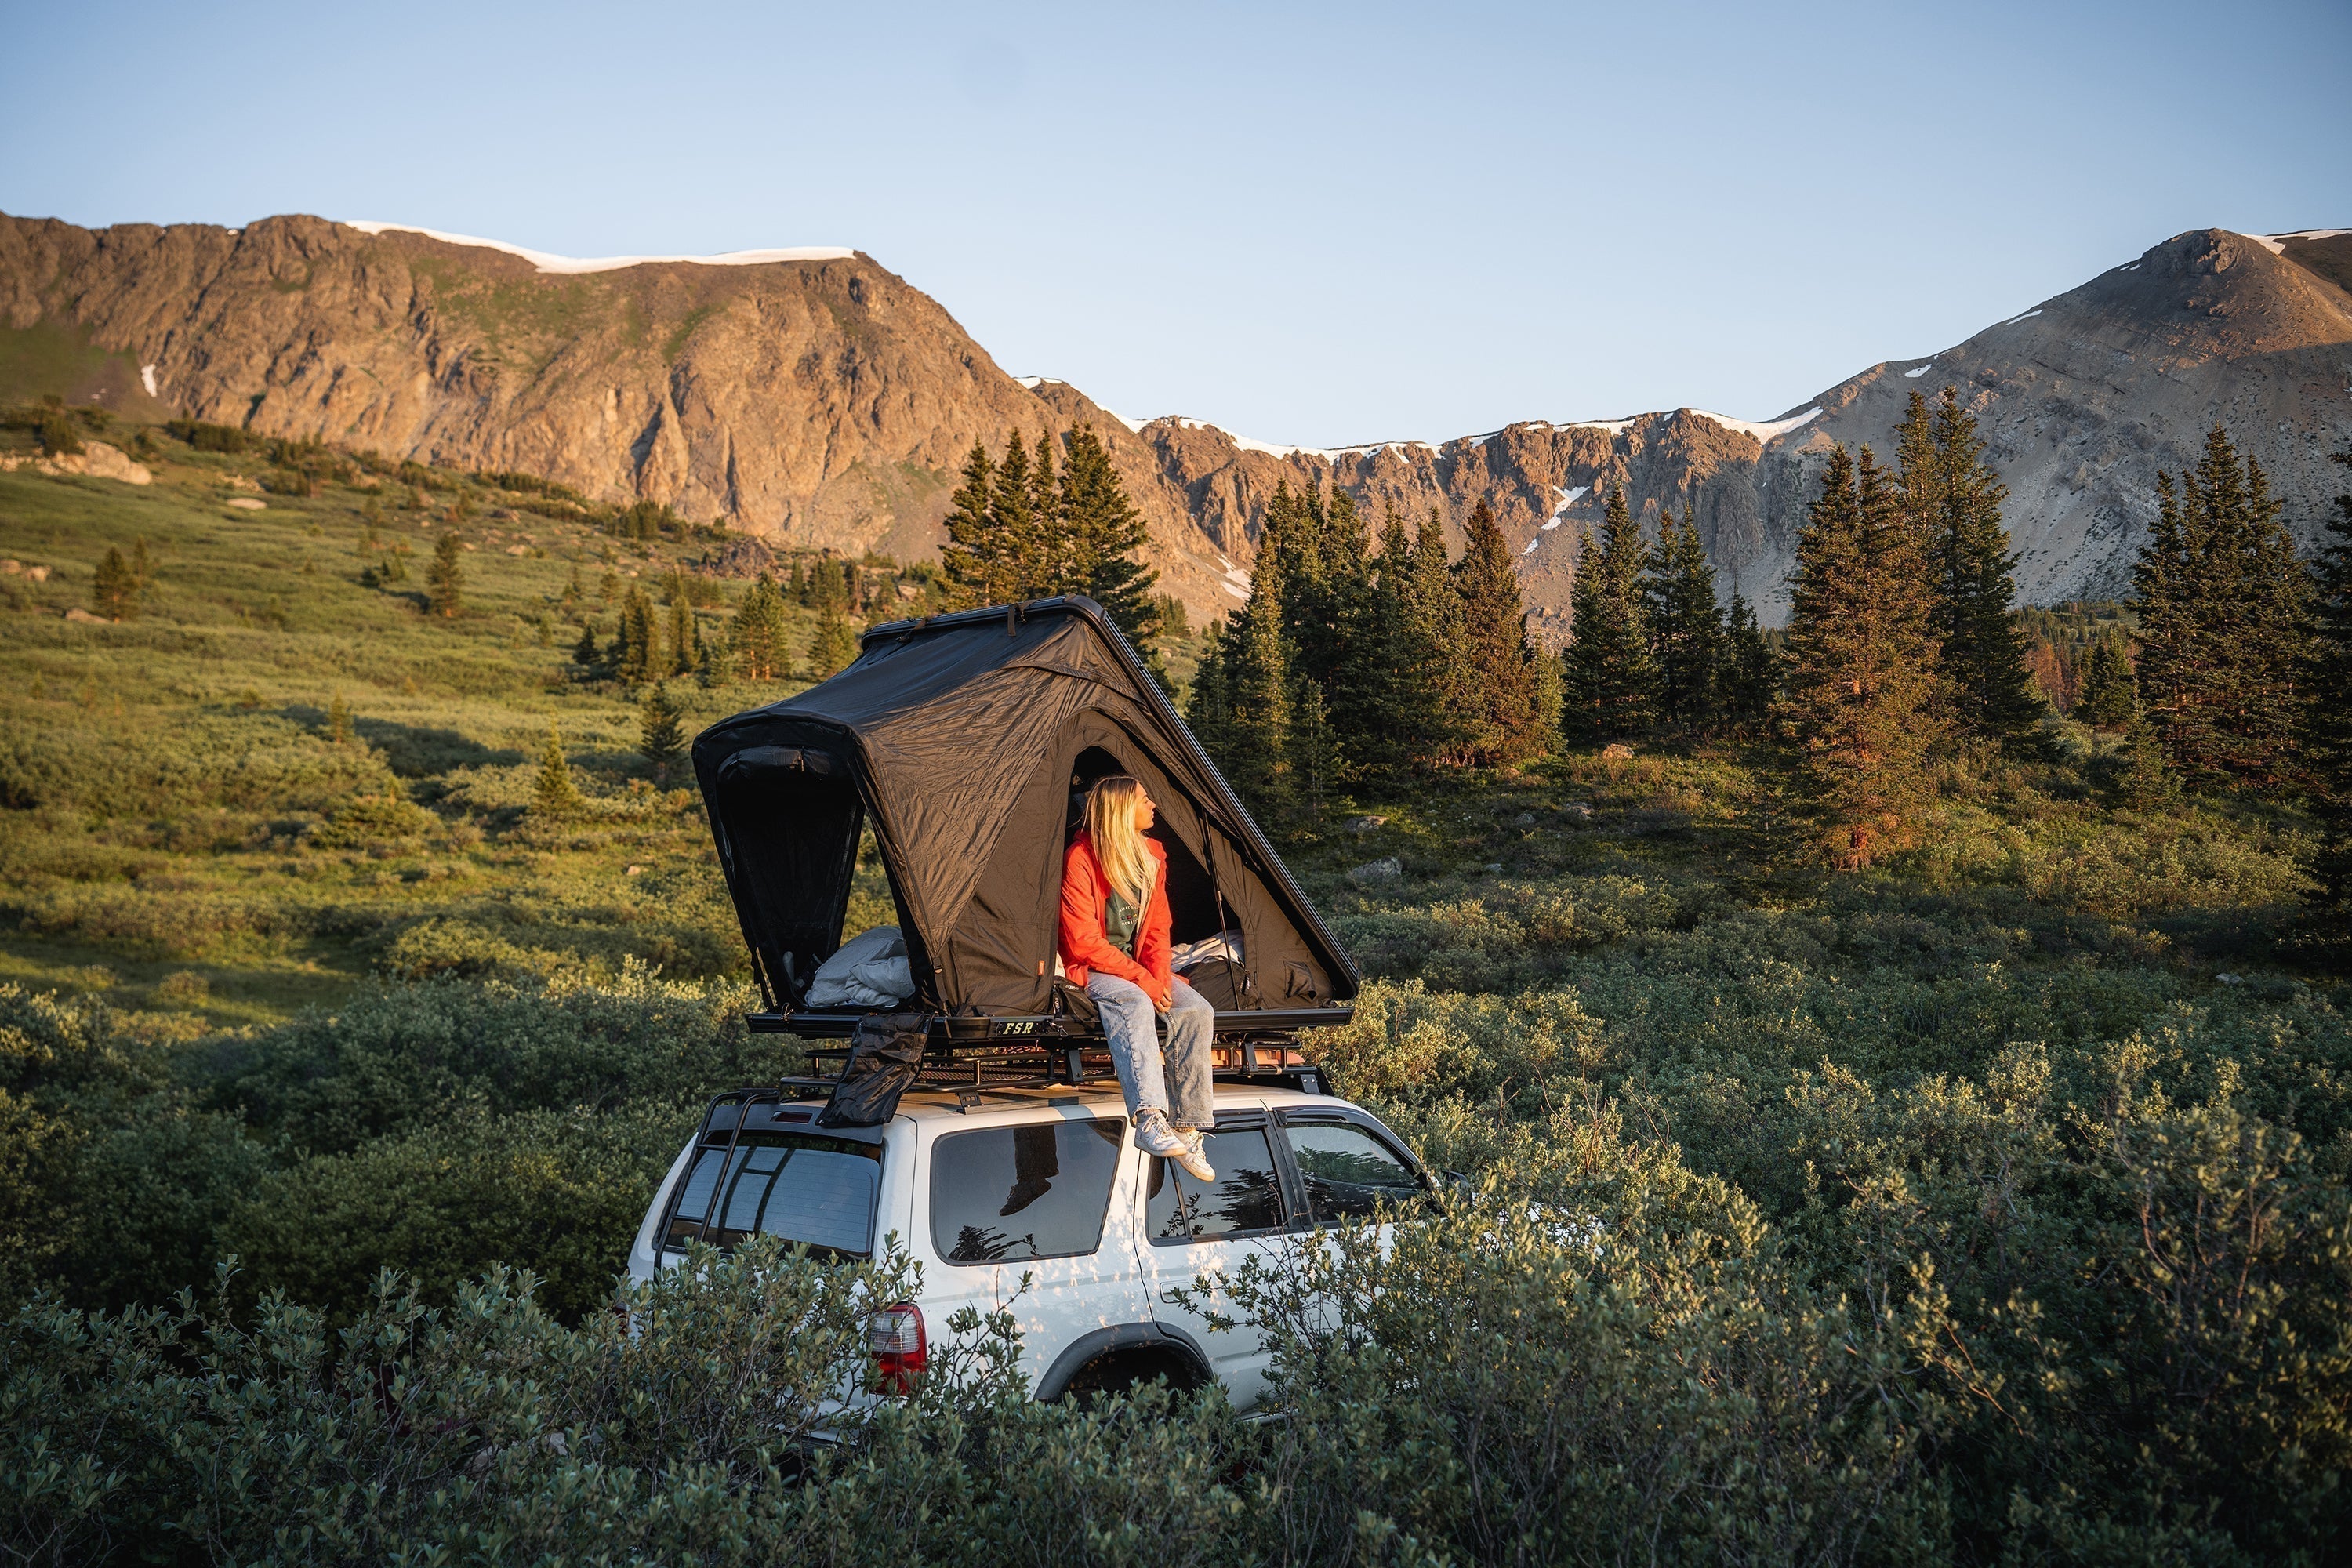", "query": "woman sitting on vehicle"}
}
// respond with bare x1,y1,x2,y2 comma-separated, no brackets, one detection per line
1060,775,1218,1182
